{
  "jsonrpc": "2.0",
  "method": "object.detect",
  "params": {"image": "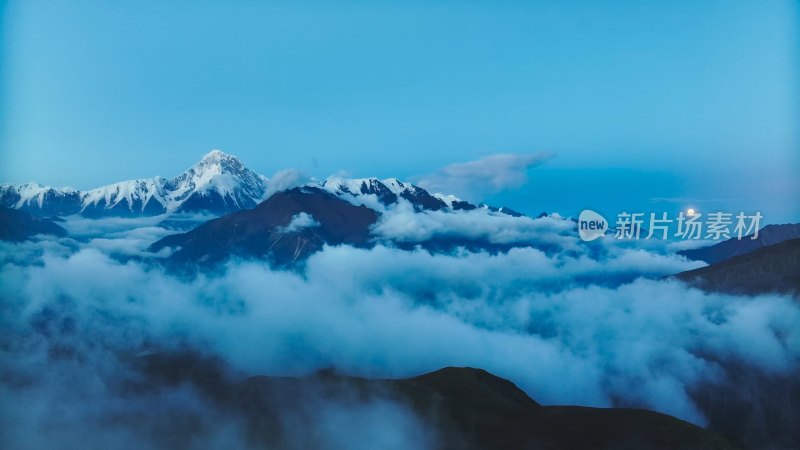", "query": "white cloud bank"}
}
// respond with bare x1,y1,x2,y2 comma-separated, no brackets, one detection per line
0,214,796,448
